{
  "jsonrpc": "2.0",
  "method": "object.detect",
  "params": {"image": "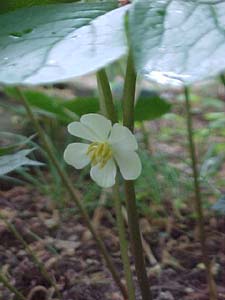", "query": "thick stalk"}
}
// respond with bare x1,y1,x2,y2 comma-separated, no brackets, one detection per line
184,87,217,300
0,213,61,299
122,53,152,300
113,178,136,300
97,71,107,118
97,69,136,300
220,74,225,86
15,87,127,299
0,272,26,300
96,69,117,123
